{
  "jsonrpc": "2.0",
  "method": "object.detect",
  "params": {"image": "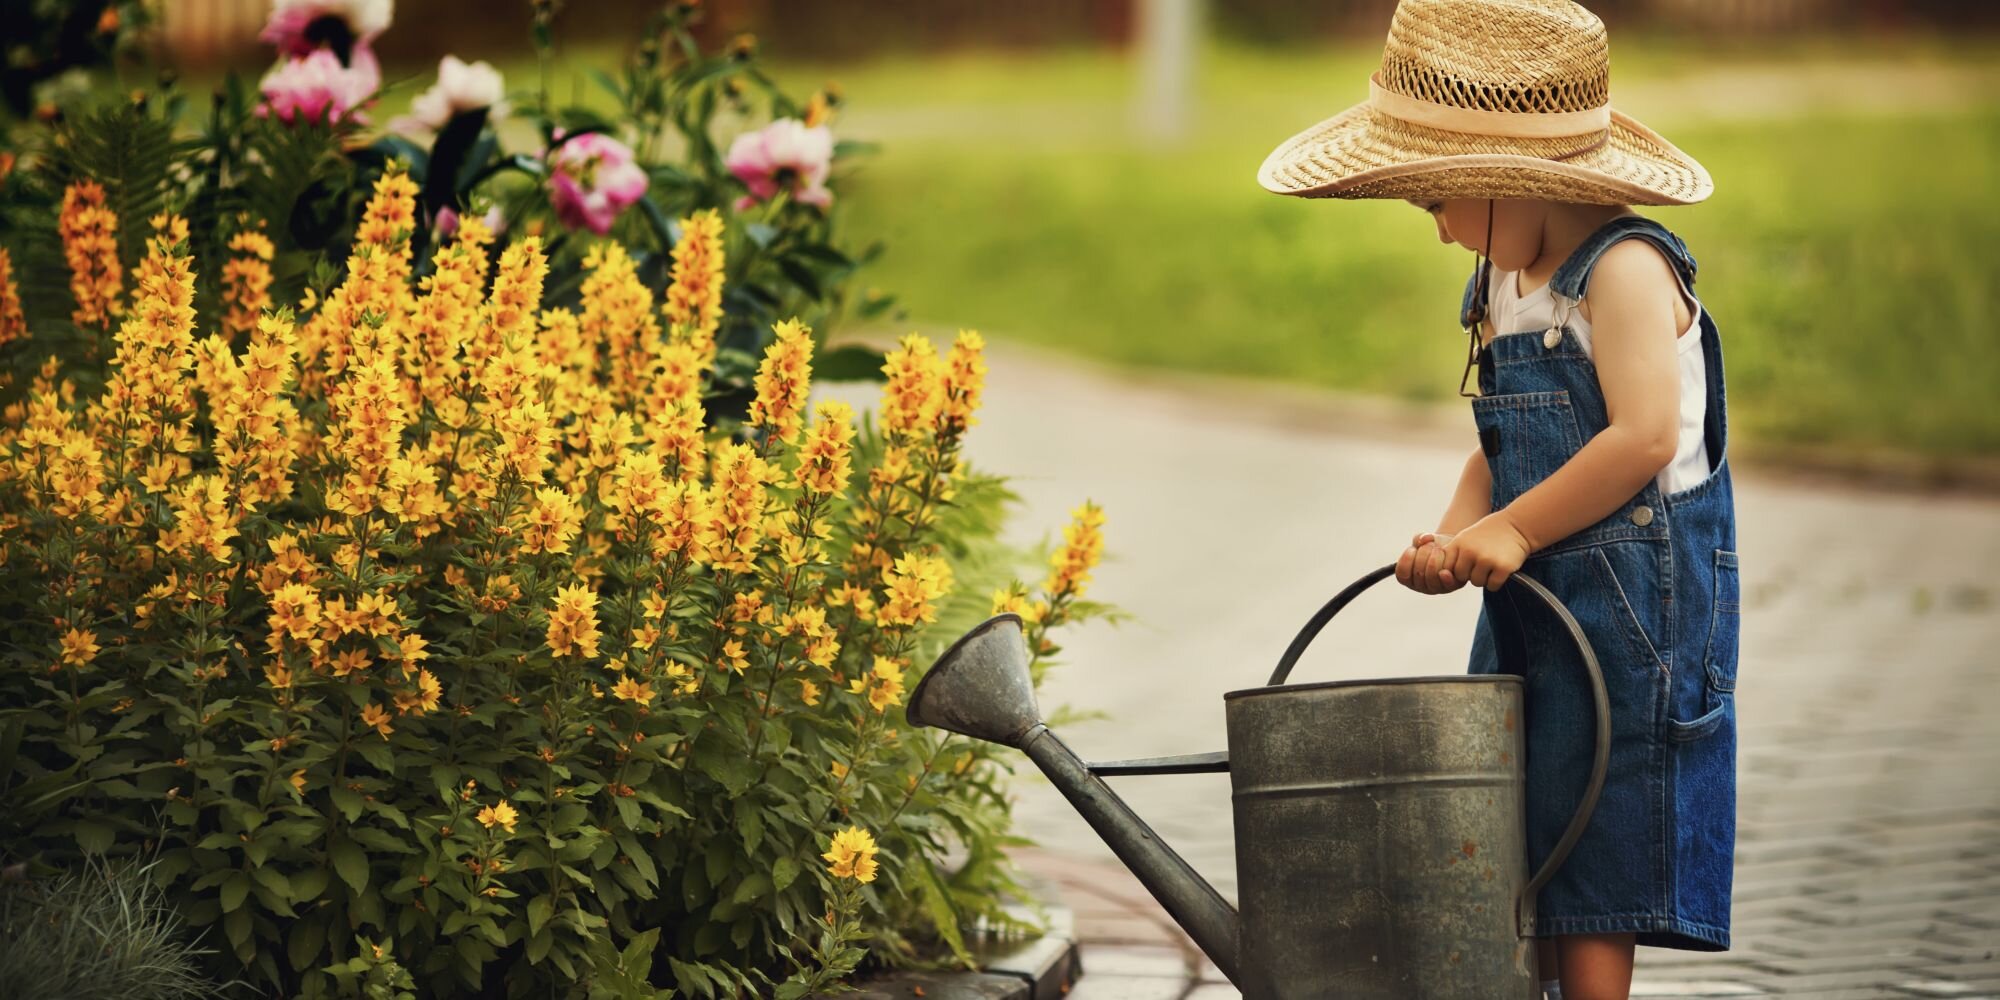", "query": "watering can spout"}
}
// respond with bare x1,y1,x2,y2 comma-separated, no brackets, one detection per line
908,615,1242,986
